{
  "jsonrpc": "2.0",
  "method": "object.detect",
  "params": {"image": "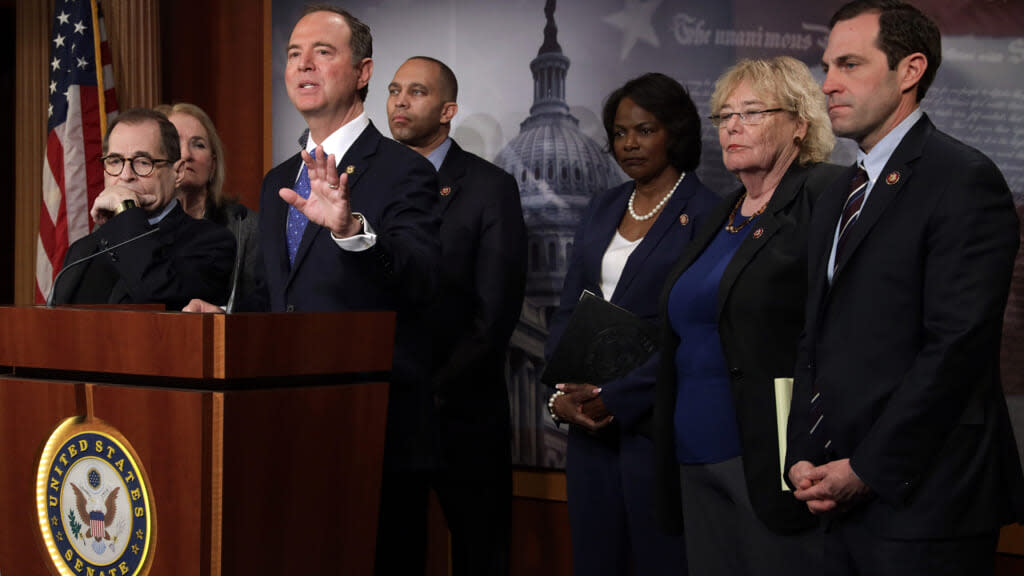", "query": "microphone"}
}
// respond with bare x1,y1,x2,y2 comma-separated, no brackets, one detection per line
224,210,245,314
46,227,161,307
